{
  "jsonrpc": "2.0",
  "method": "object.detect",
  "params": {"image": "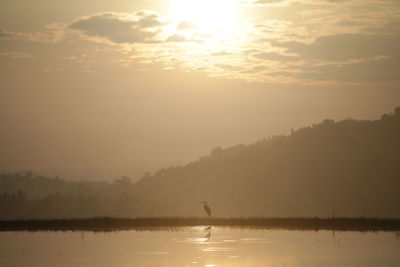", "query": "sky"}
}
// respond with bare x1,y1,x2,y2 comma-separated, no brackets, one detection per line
1,0,399,181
